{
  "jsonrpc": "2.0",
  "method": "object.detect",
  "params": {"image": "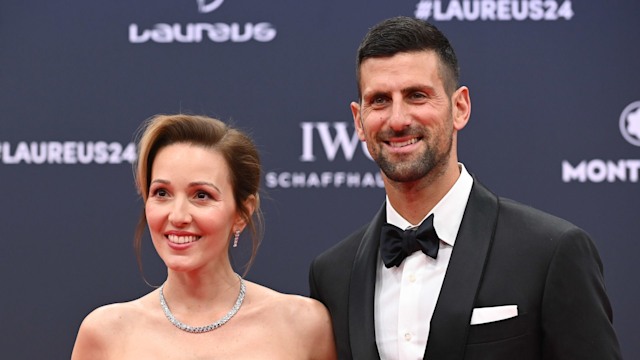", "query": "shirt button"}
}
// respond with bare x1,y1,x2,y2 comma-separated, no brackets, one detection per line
408,274,416,283
404,332,412,341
